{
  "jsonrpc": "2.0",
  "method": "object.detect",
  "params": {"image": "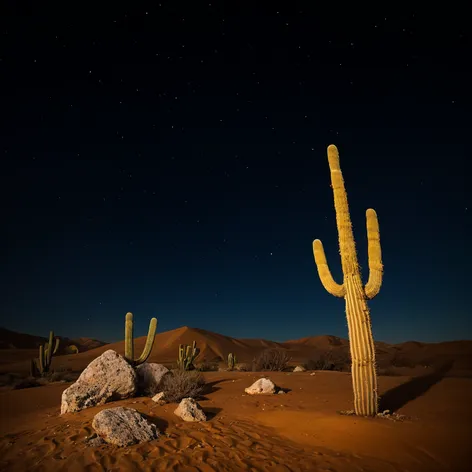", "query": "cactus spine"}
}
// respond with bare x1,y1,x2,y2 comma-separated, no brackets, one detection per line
227,352,237,370
312,144,383,416
124,312,157,366
33,330,60,376
177,341,200,370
